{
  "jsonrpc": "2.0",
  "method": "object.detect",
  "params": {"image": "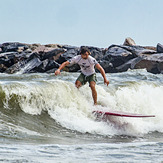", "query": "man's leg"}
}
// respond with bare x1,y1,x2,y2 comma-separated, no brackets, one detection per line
75,73,85,88
75,80,82,88
90,81,97,105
